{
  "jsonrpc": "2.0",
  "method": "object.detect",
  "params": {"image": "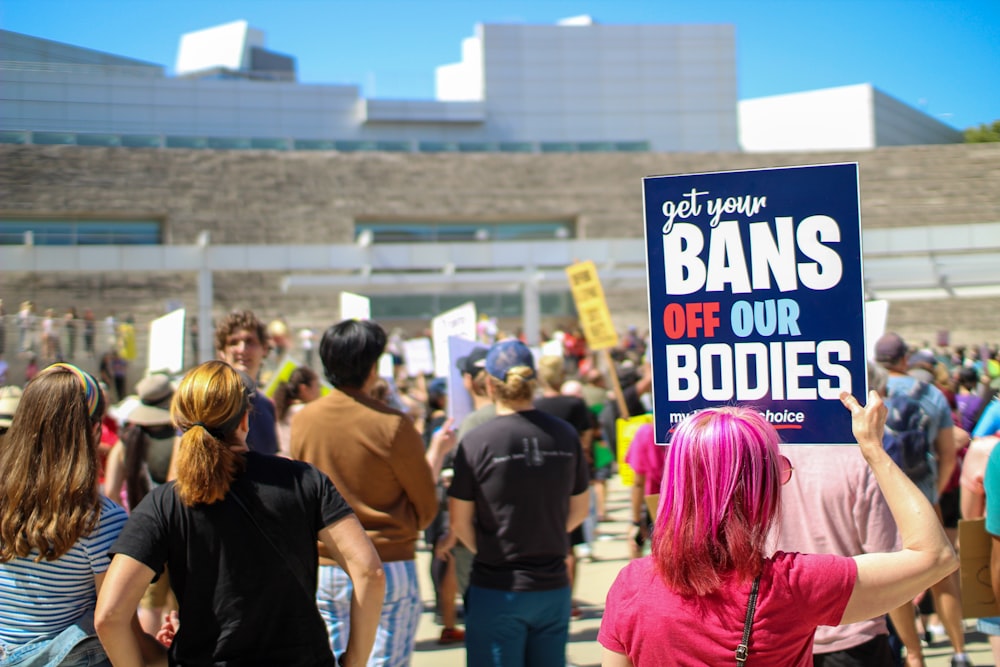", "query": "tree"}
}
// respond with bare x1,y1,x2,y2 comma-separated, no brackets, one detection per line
964,120,1000,143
